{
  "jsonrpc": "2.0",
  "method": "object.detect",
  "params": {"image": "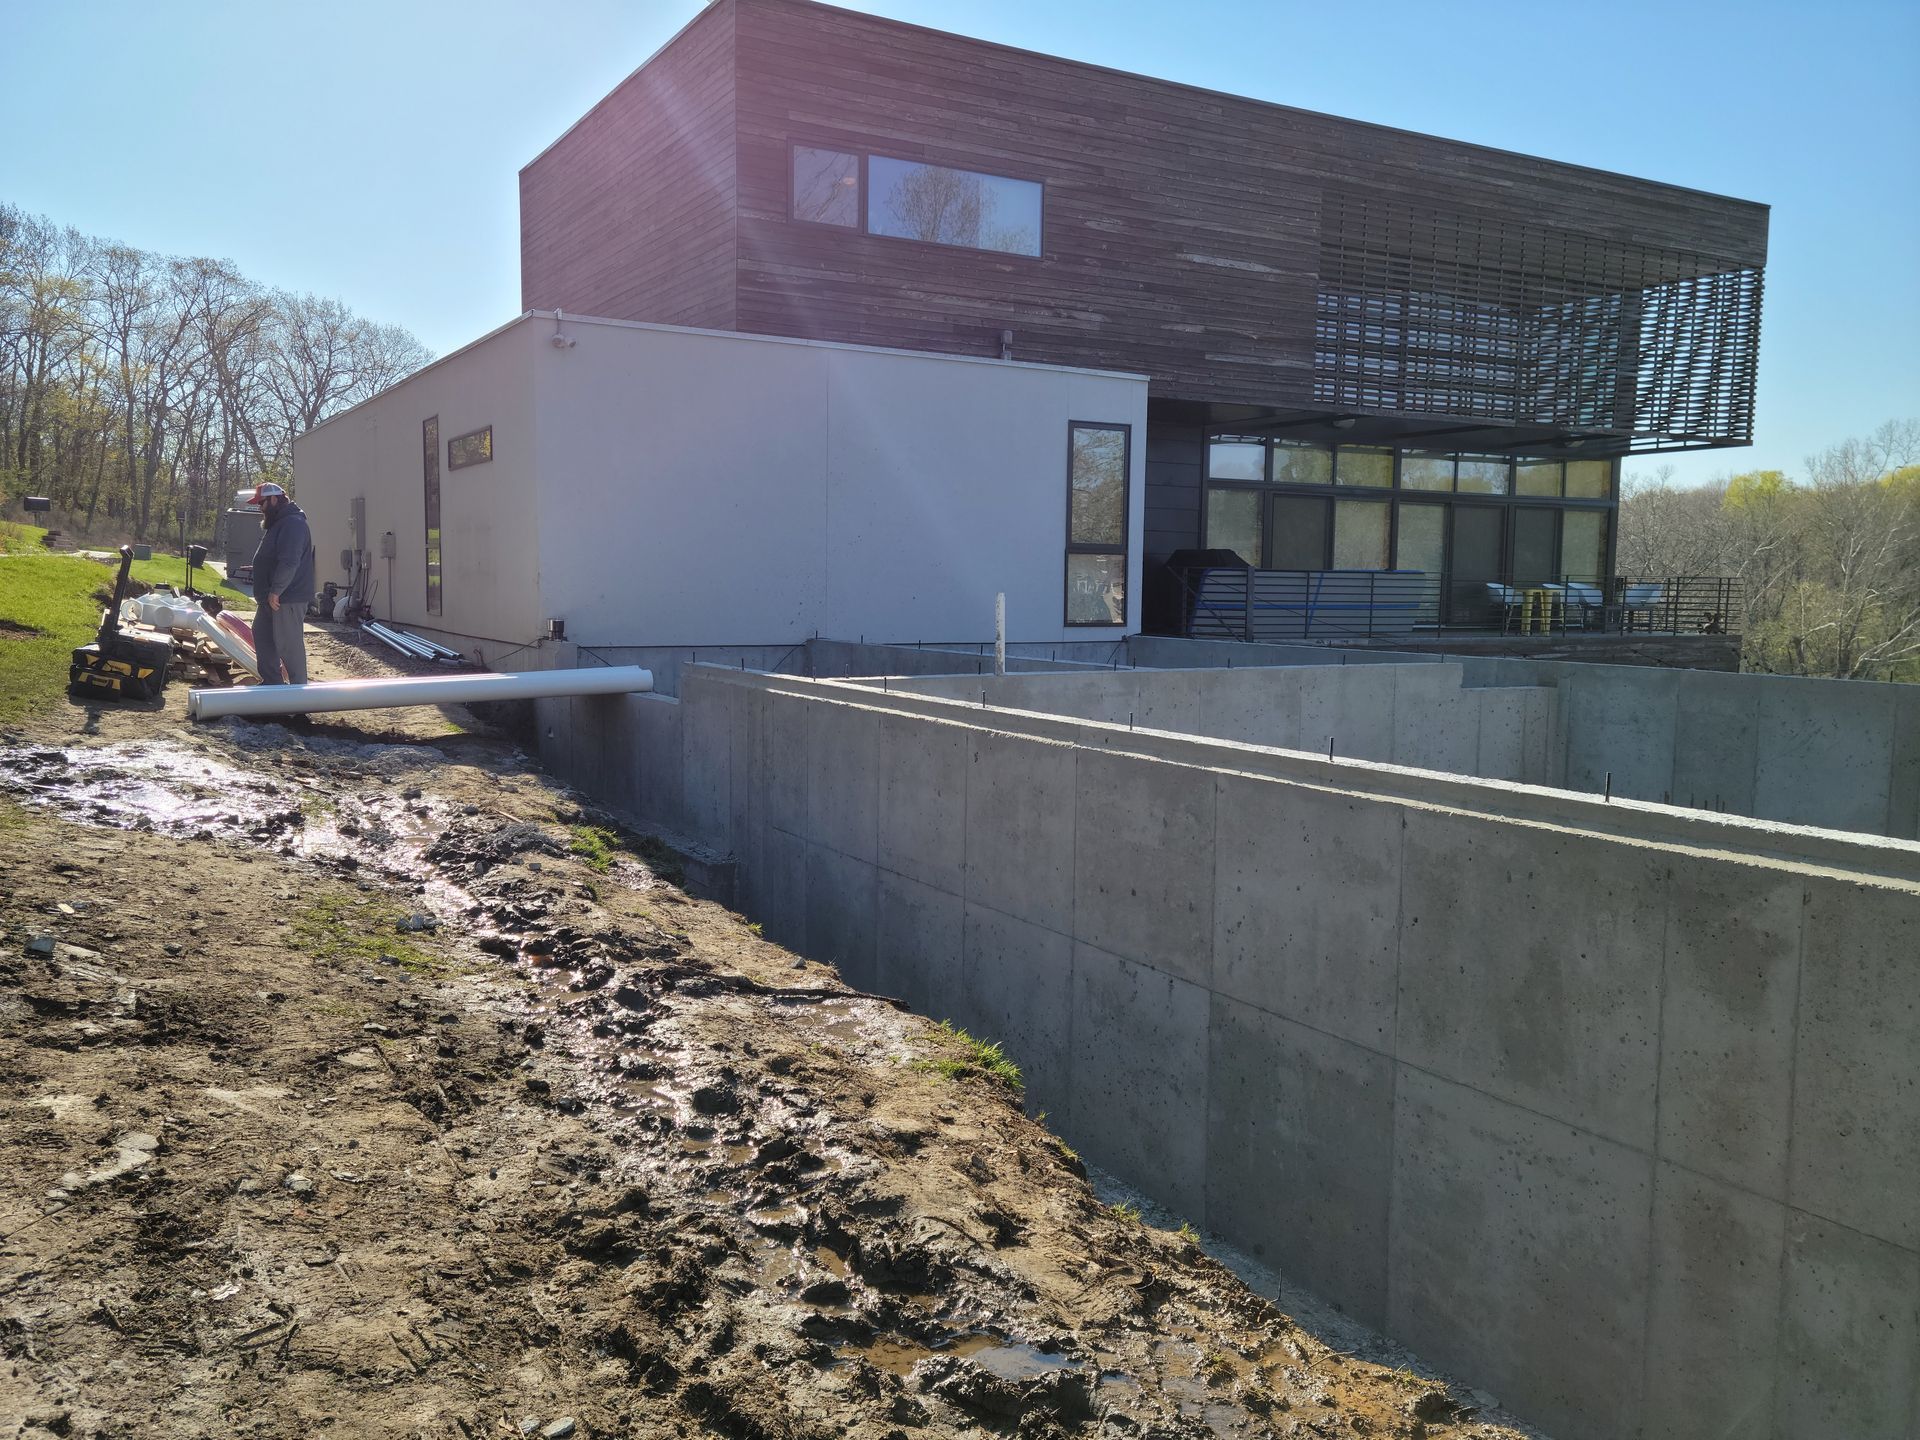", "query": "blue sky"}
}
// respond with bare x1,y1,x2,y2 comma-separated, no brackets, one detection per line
3,0,1914,487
